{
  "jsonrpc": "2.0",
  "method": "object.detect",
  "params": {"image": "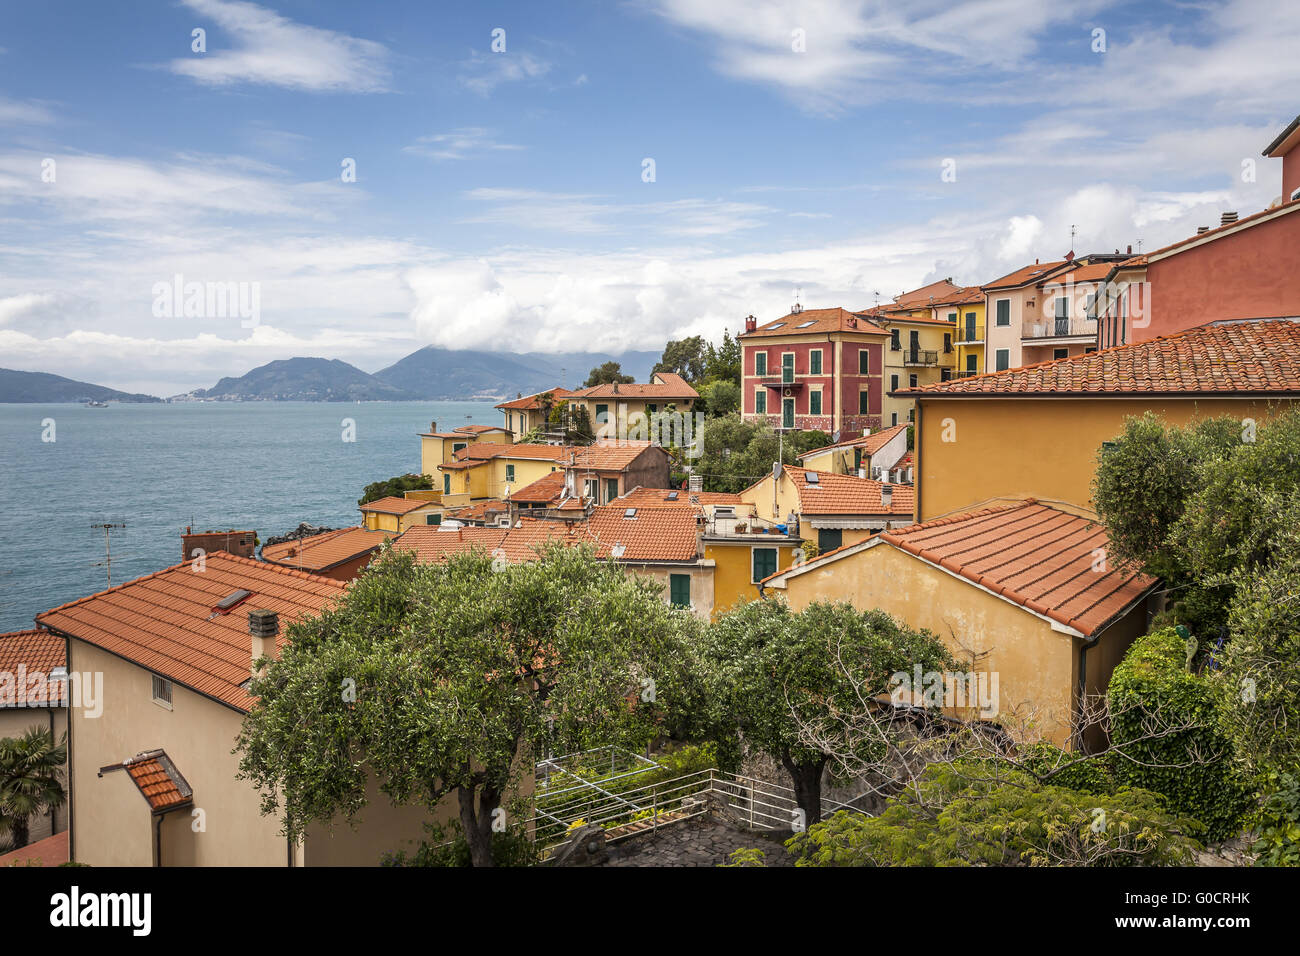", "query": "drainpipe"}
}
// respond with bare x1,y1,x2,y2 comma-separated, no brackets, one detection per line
1074,633,1102,753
